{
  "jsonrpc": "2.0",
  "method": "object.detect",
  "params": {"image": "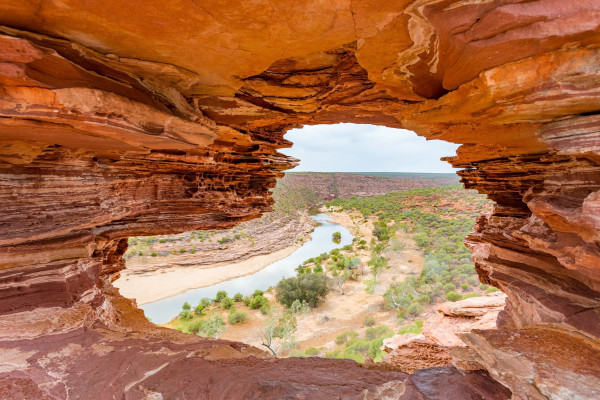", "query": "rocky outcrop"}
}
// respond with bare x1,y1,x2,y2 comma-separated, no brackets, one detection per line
381,334,453,373
423,293,506,348
0,1,599,398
